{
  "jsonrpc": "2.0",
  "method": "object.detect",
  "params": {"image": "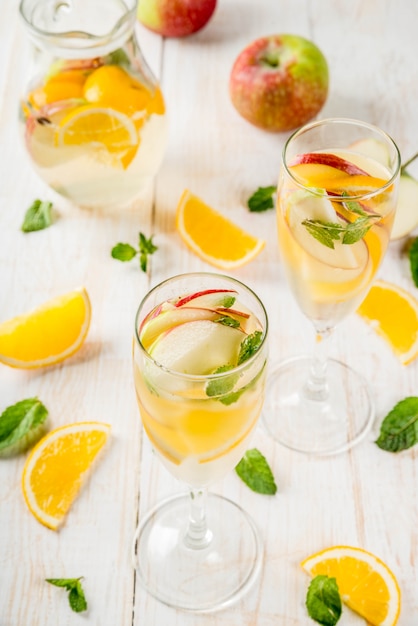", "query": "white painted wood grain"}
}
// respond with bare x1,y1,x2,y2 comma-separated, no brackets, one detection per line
1,0,418,624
